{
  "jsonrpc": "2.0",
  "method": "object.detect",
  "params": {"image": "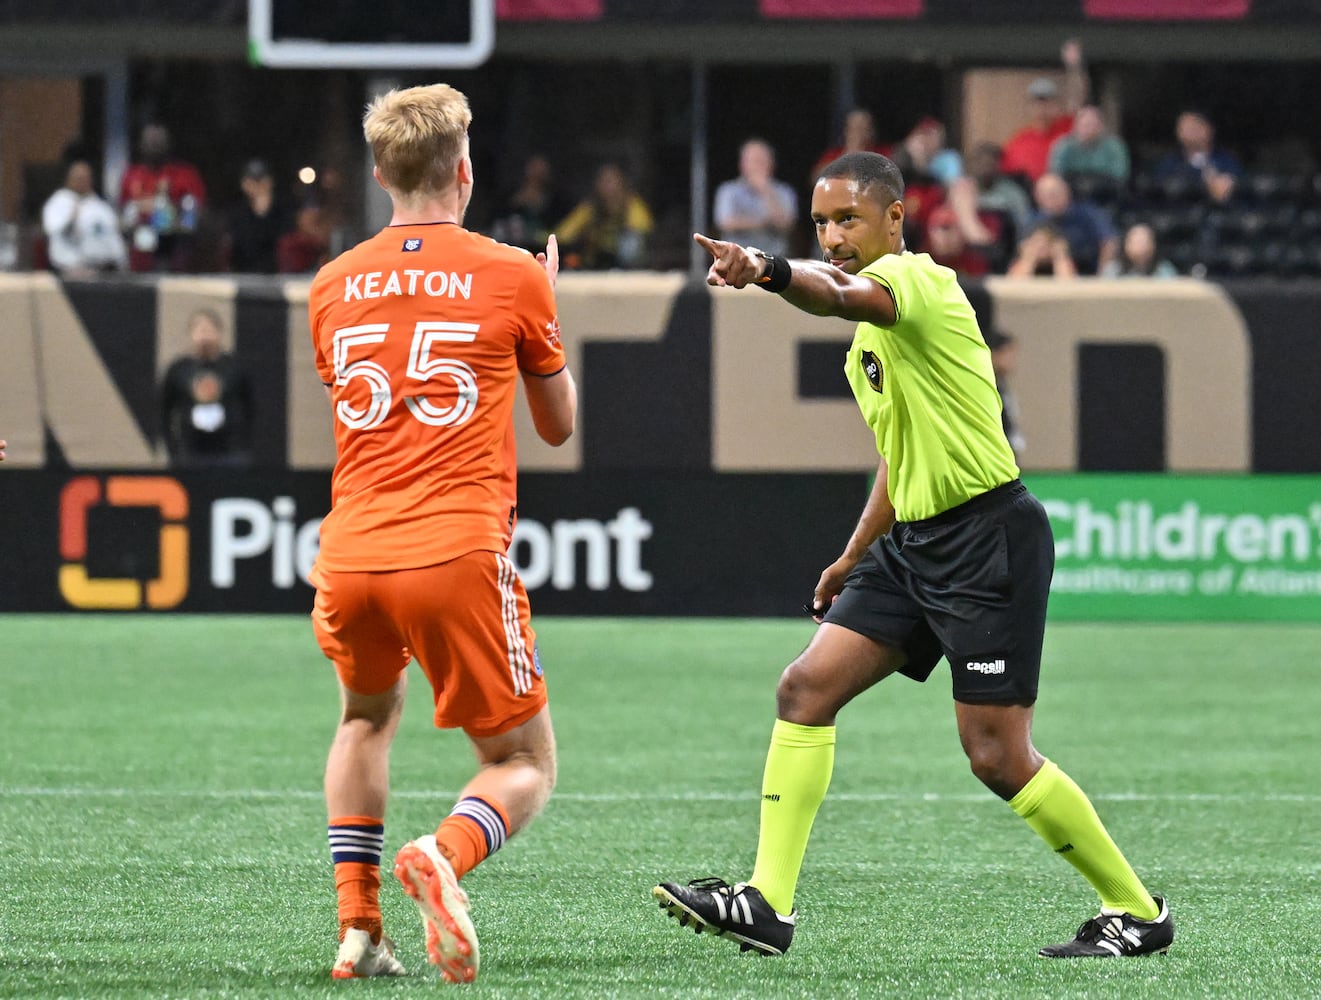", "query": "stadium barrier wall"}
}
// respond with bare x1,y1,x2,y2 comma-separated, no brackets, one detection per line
3,272,1321,618
3,272,1320,473
2,468,1320,620
0,469,866,615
